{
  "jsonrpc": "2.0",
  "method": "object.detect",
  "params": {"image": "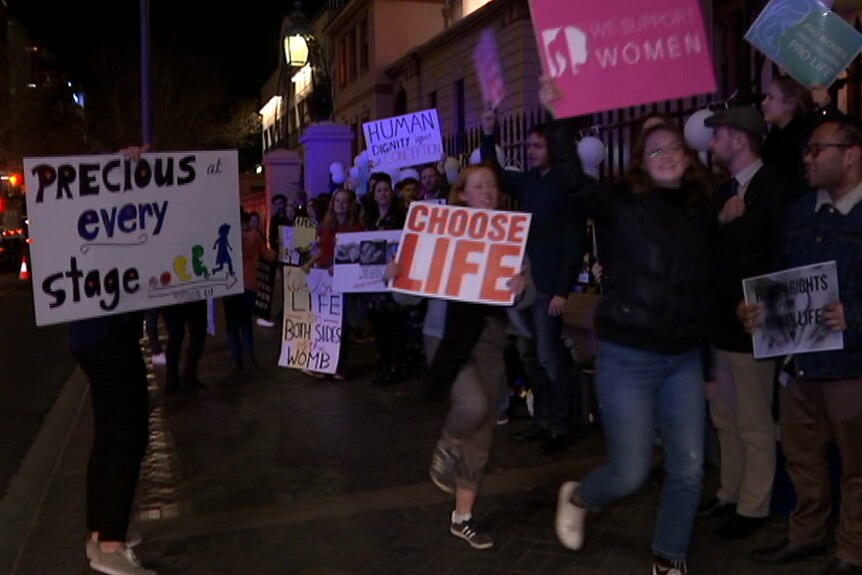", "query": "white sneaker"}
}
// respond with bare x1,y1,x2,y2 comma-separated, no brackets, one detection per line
151,353,166,365
555,481,587,550
86,531,144,560
256,318,275,327
89,546,156,575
